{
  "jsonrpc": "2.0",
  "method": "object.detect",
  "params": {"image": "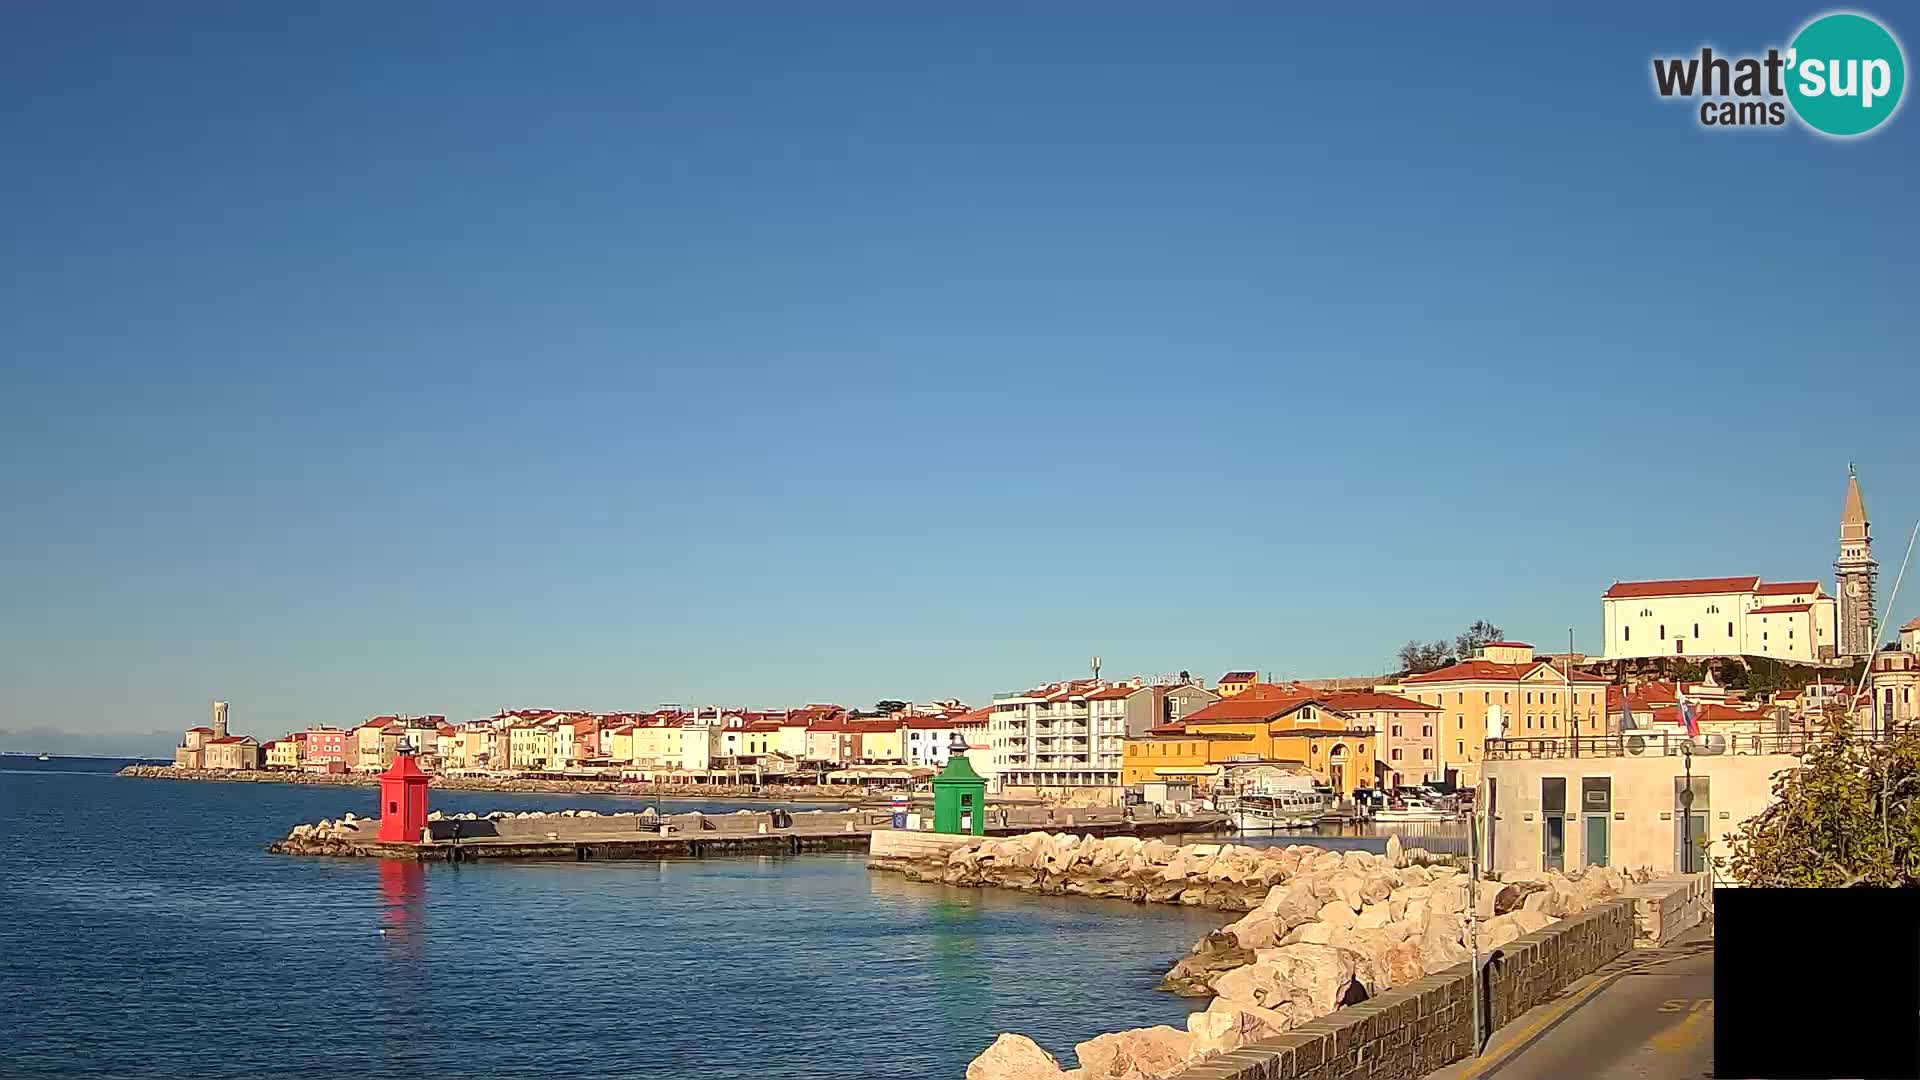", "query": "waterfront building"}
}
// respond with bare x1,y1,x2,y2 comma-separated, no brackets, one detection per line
265,736,302,770
1176,686,1379,792
951,706,998,790
173,726,213,769
1903,616,1920,654
744,718,782,757
1479,729,1800,875
680,716,719,772
602,724,636,765
203,735,261,771
1216,671,1258,698
905,715,960,767
302,726,348,771
849,719,905,763
991,676,1215,798
1319,691,1442,789
1836,467,1878,657
1869,647,1918,732
1377,642,1608,784
507,722,554,770
1600,577,1838,663
433,724,460,769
